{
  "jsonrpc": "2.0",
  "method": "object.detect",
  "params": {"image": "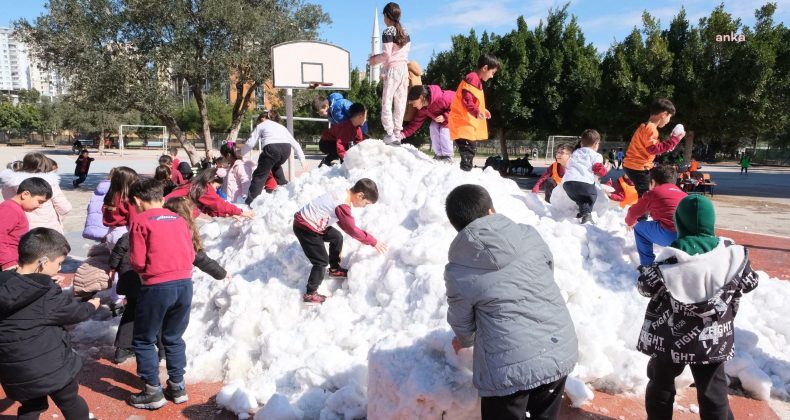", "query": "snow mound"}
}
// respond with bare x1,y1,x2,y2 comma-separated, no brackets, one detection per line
72,140,790,418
